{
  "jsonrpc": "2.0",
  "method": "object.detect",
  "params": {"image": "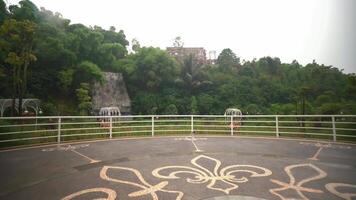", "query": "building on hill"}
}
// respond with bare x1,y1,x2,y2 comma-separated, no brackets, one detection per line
166,47,207,65
207,50,217,65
